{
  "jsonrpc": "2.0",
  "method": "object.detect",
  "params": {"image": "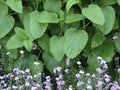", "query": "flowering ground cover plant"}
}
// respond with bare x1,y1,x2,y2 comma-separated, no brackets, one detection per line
0,0,120,89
